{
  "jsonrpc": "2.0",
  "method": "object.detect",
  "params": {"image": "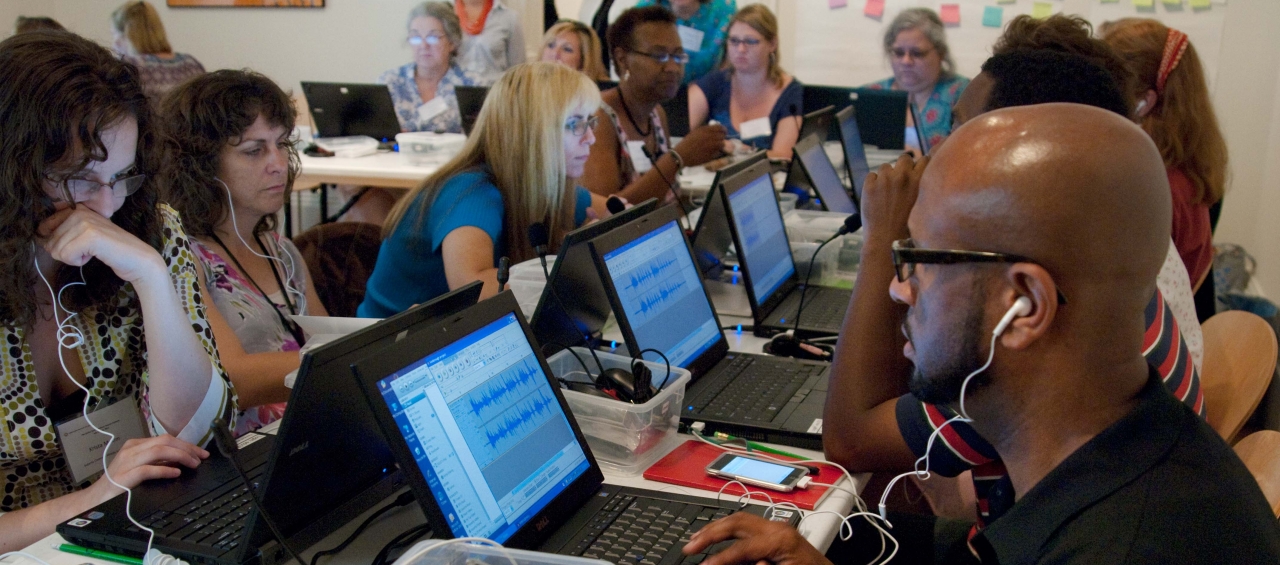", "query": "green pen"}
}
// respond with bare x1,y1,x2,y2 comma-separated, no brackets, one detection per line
55,543,144,565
